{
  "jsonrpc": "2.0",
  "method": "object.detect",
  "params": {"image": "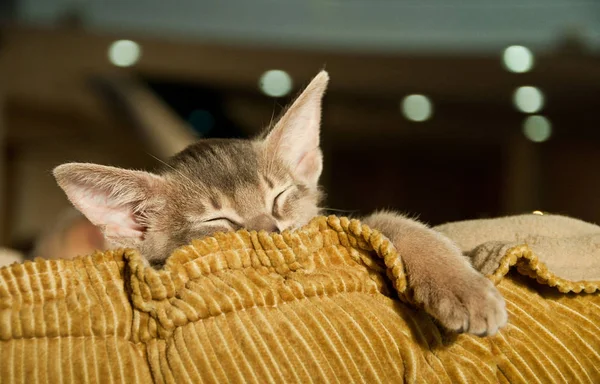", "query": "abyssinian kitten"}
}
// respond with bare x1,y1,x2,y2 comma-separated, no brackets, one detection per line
32,208,106,261
53,71,507,336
